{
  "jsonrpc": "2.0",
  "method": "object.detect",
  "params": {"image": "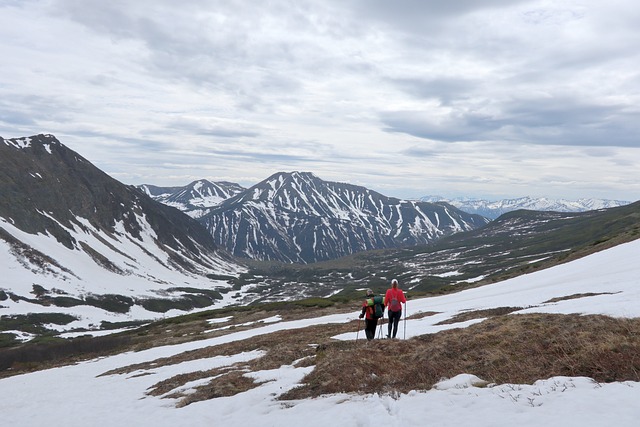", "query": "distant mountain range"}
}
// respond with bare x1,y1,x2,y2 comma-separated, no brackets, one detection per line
420,196,631,219
144,172,489,263
142,179,632,262
2,134,639,340
142,181,632,224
